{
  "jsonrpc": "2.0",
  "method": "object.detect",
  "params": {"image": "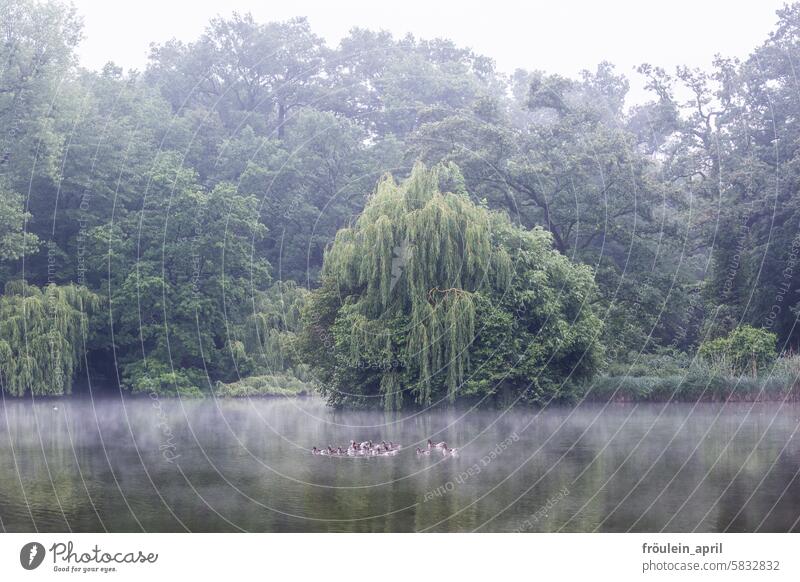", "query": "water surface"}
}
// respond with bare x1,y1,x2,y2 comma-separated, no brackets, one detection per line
1,396,799,532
